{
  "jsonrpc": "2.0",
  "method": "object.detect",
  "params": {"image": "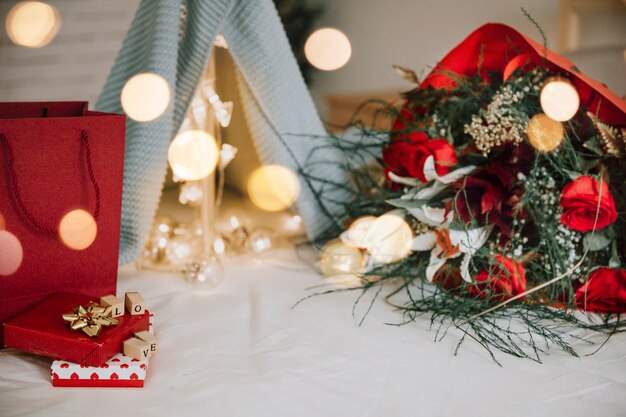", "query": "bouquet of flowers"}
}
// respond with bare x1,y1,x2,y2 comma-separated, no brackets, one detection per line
311,23,626,362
